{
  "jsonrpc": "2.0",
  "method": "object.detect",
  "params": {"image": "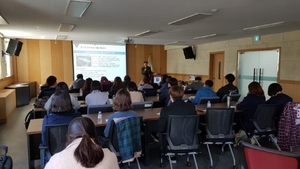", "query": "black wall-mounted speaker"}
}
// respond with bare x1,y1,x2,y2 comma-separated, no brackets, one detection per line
6,39,23,56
